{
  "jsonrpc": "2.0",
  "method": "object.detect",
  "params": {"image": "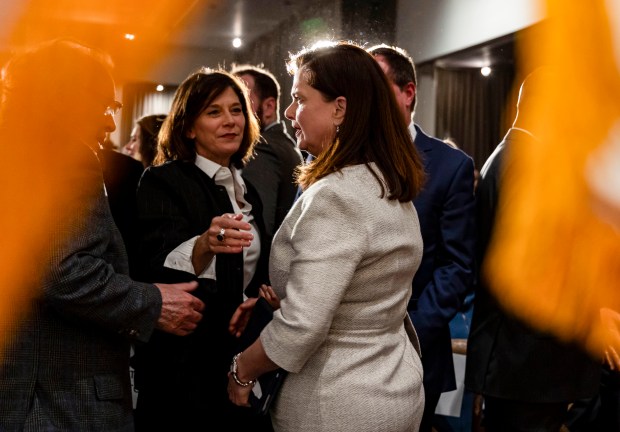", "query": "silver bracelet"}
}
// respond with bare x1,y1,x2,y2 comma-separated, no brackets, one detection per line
230,352,256,387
